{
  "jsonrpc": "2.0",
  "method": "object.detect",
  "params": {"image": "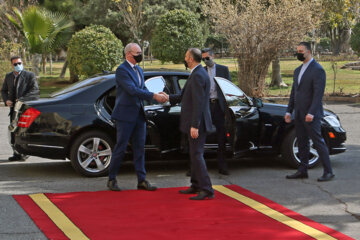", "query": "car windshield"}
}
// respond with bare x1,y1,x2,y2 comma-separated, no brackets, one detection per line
51,77,108,97
214,77,250,107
